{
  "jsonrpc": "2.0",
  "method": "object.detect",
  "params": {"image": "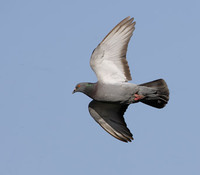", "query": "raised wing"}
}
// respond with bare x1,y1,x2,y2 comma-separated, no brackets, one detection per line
90,16,136,83
88,100,133,142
